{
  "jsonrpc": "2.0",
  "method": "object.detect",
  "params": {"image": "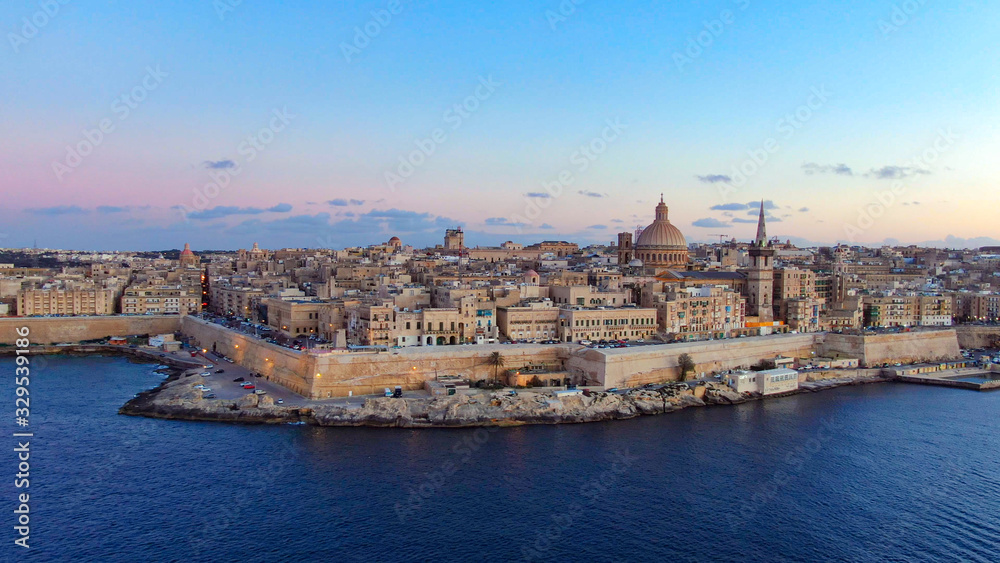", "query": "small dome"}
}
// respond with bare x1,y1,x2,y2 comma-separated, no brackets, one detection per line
628,258,644,267
388,236,402,246
180,243,195,256
524,269,539,277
